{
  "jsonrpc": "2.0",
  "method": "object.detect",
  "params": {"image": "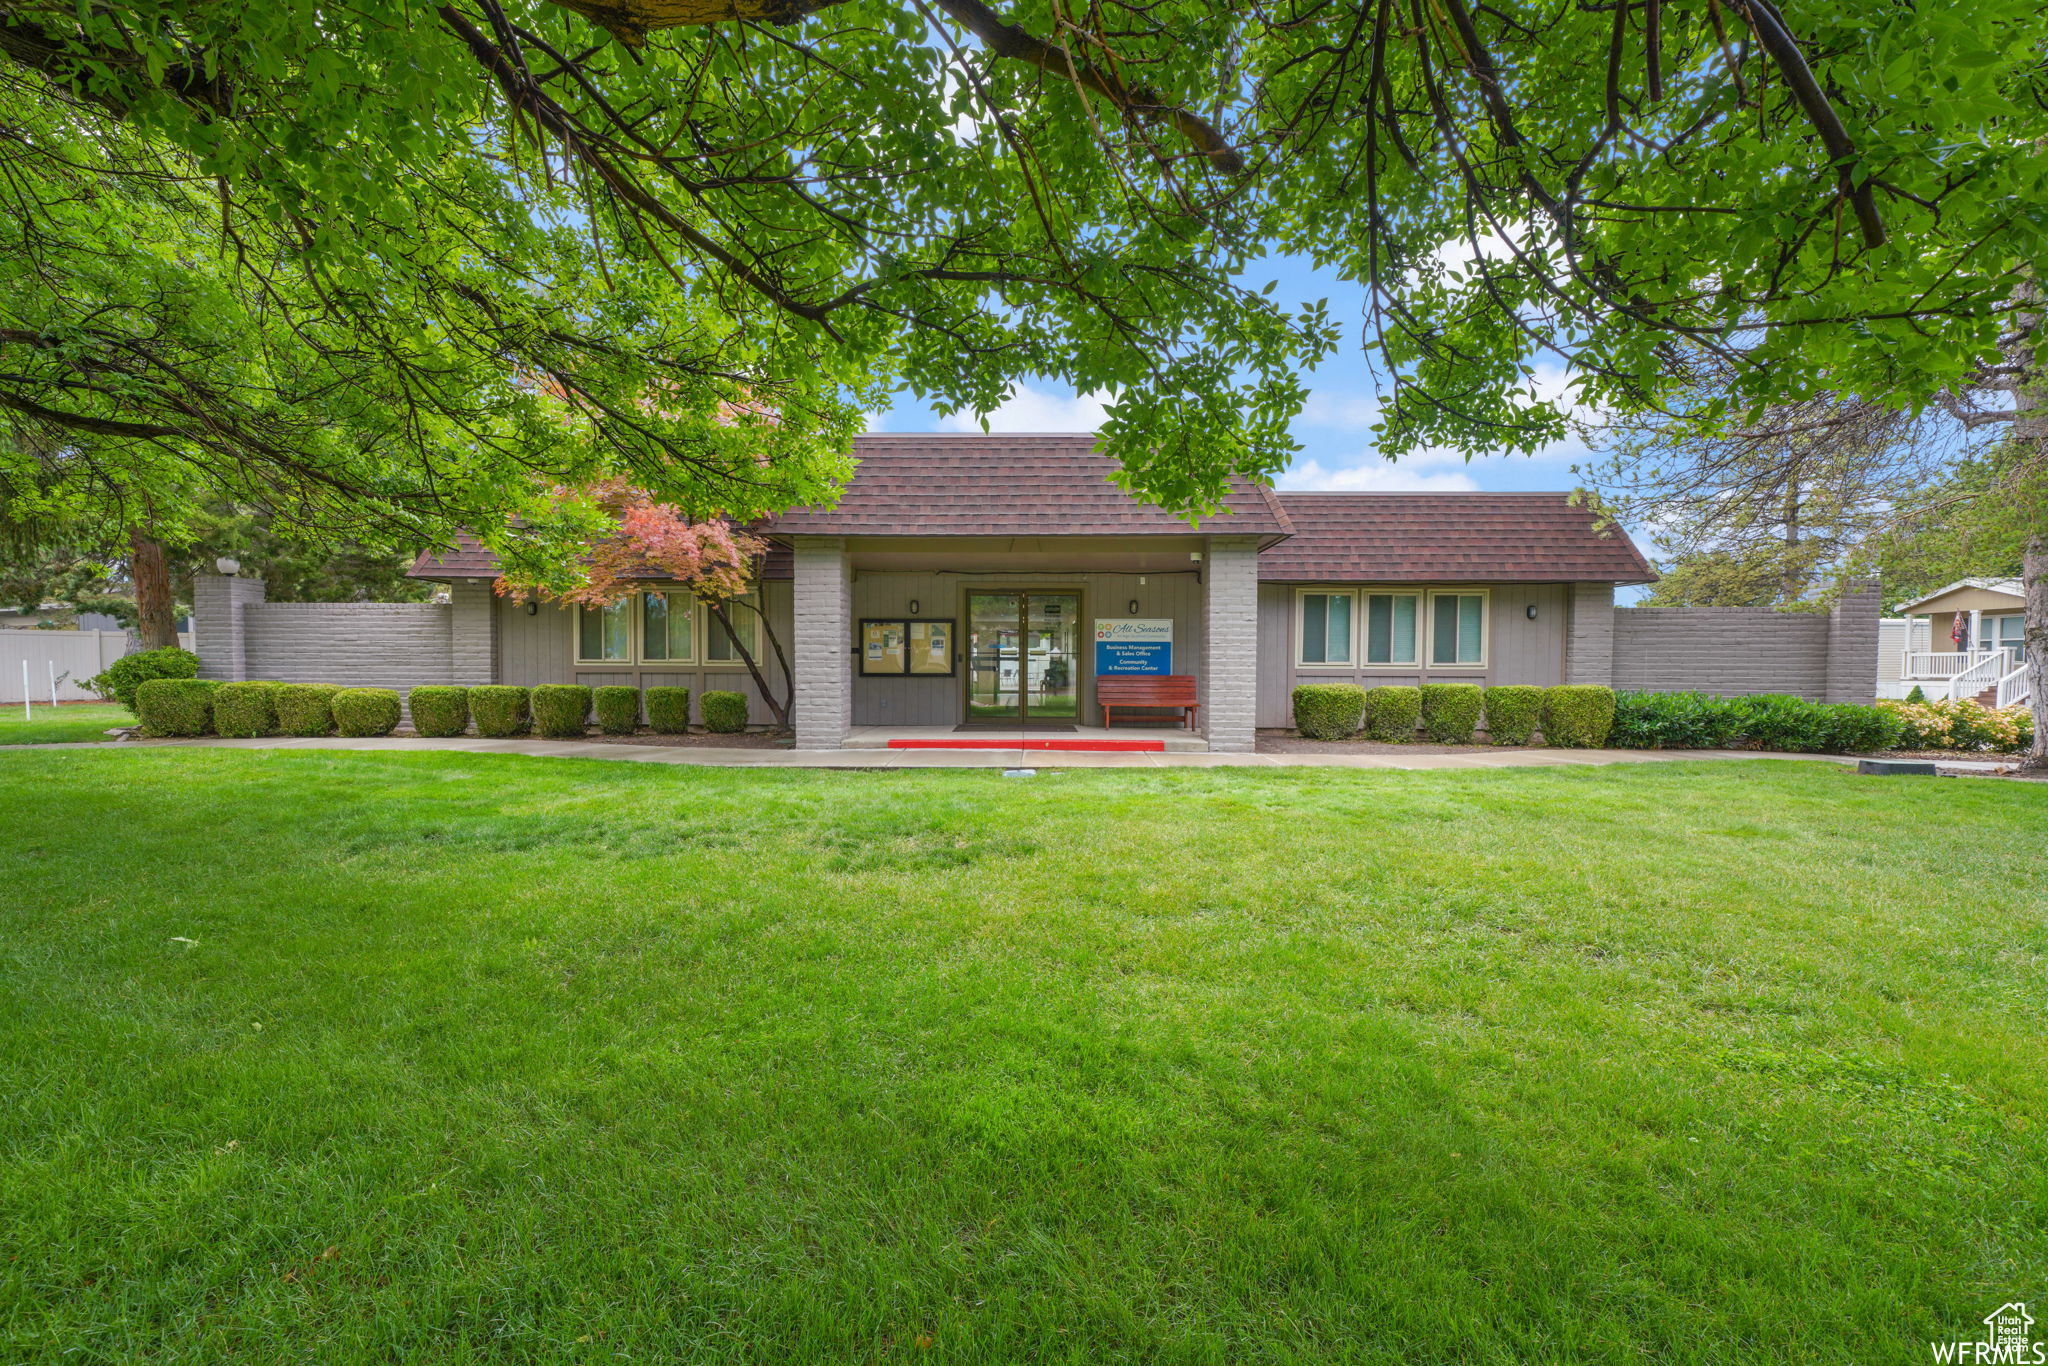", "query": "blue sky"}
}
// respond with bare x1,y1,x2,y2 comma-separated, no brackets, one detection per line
867,252,1598,496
